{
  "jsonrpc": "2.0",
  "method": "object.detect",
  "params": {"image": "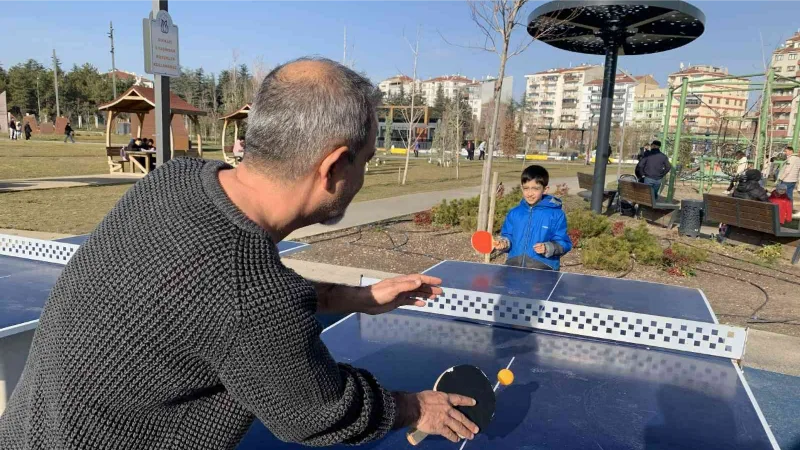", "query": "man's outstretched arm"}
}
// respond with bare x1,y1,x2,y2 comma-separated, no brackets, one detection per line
312,274,442,315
